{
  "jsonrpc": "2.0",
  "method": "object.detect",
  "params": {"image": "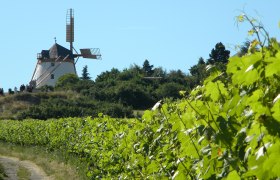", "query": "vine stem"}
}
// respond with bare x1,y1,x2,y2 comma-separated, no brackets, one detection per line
176,113,201,159
185,99,202,117
205,101,233,152
243,14,263,48
242,13,271,51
